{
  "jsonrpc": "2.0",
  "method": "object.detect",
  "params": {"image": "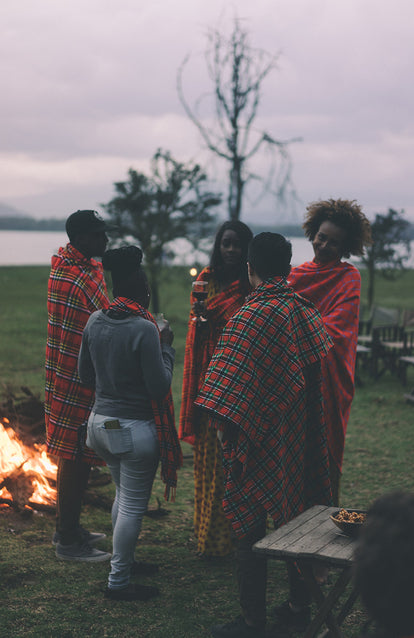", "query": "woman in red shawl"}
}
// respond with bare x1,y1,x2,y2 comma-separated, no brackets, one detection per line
289,199,372,506
179,220,253,557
